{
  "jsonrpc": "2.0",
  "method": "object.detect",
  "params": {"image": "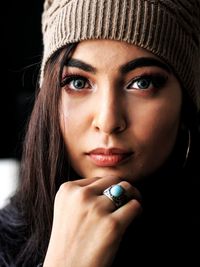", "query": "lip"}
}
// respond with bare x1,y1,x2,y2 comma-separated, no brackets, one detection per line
86,148,133,167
